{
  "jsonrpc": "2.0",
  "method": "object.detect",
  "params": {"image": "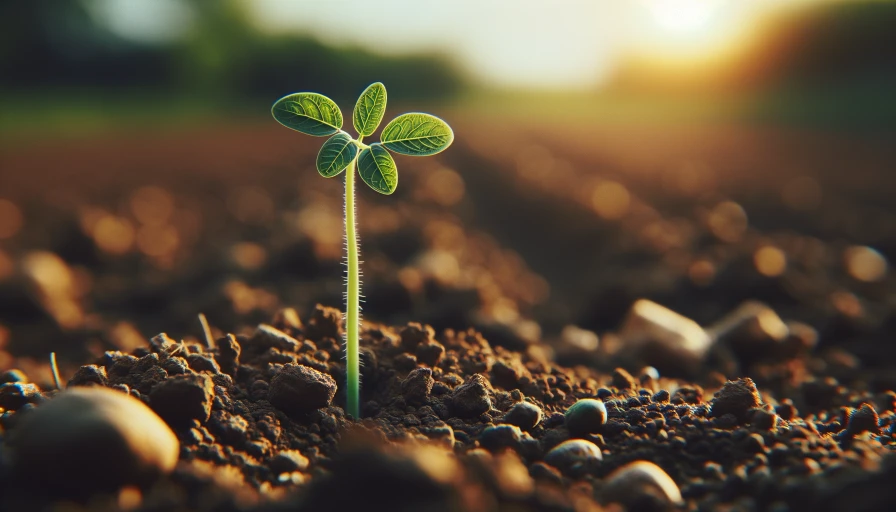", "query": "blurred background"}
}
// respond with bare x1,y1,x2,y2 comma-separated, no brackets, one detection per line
1,0,895,384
